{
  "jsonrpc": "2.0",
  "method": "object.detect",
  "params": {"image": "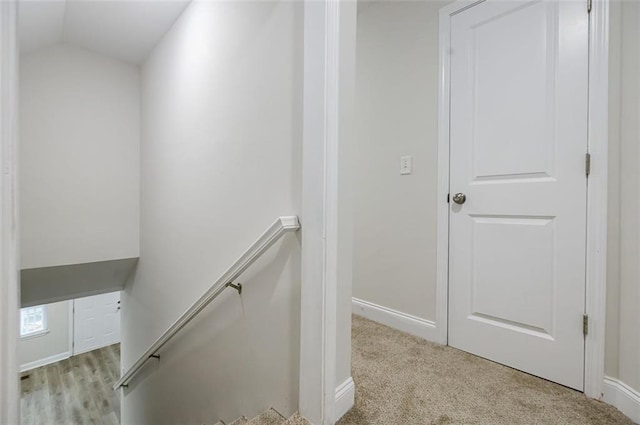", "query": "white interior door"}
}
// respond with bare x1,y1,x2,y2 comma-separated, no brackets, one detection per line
448,0,588,390
73,291,121,355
